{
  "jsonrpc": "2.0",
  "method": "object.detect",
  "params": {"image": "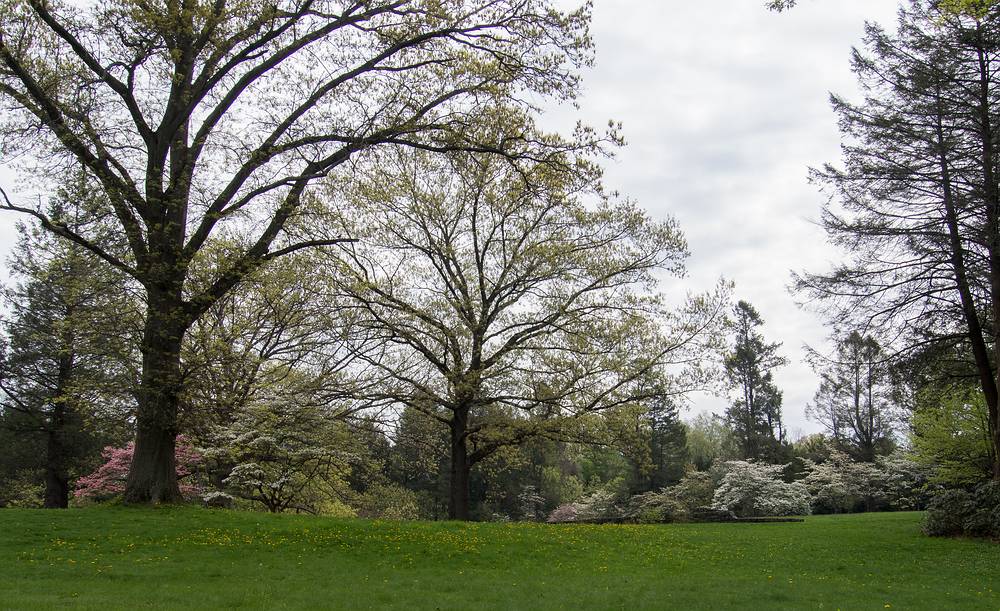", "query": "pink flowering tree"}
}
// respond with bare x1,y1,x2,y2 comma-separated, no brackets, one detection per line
75,437,203,502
